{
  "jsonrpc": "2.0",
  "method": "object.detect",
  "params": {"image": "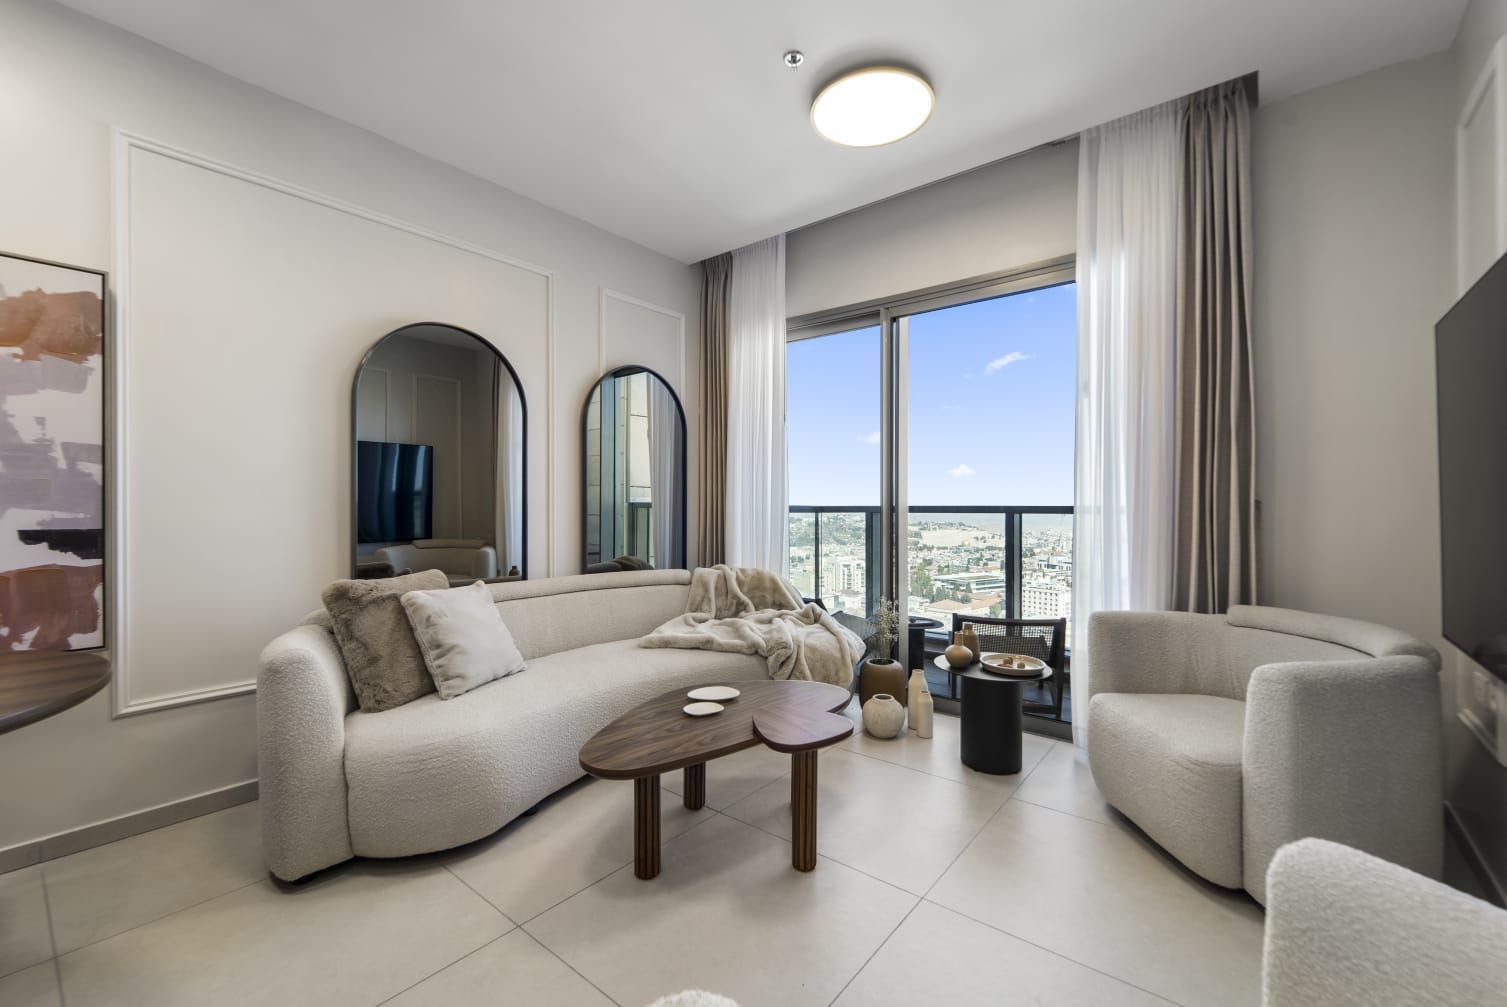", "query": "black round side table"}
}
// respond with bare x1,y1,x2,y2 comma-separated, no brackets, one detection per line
933,655,1052,775
907,616,942,670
